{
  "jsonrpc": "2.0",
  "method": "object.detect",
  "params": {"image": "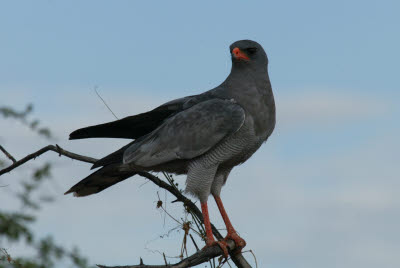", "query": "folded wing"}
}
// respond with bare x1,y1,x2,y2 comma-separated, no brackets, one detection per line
123,99,245,167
